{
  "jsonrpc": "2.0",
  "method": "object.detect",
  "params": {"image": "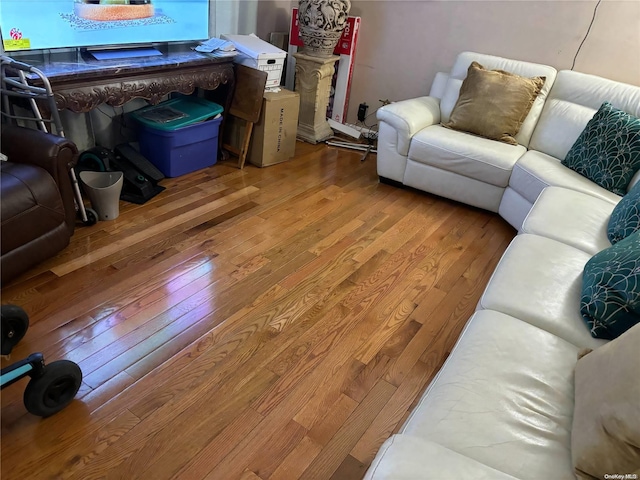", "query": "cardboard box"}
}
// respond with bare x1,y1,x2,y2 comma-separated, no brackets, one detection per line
248,89,300,167
221,34,287,89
